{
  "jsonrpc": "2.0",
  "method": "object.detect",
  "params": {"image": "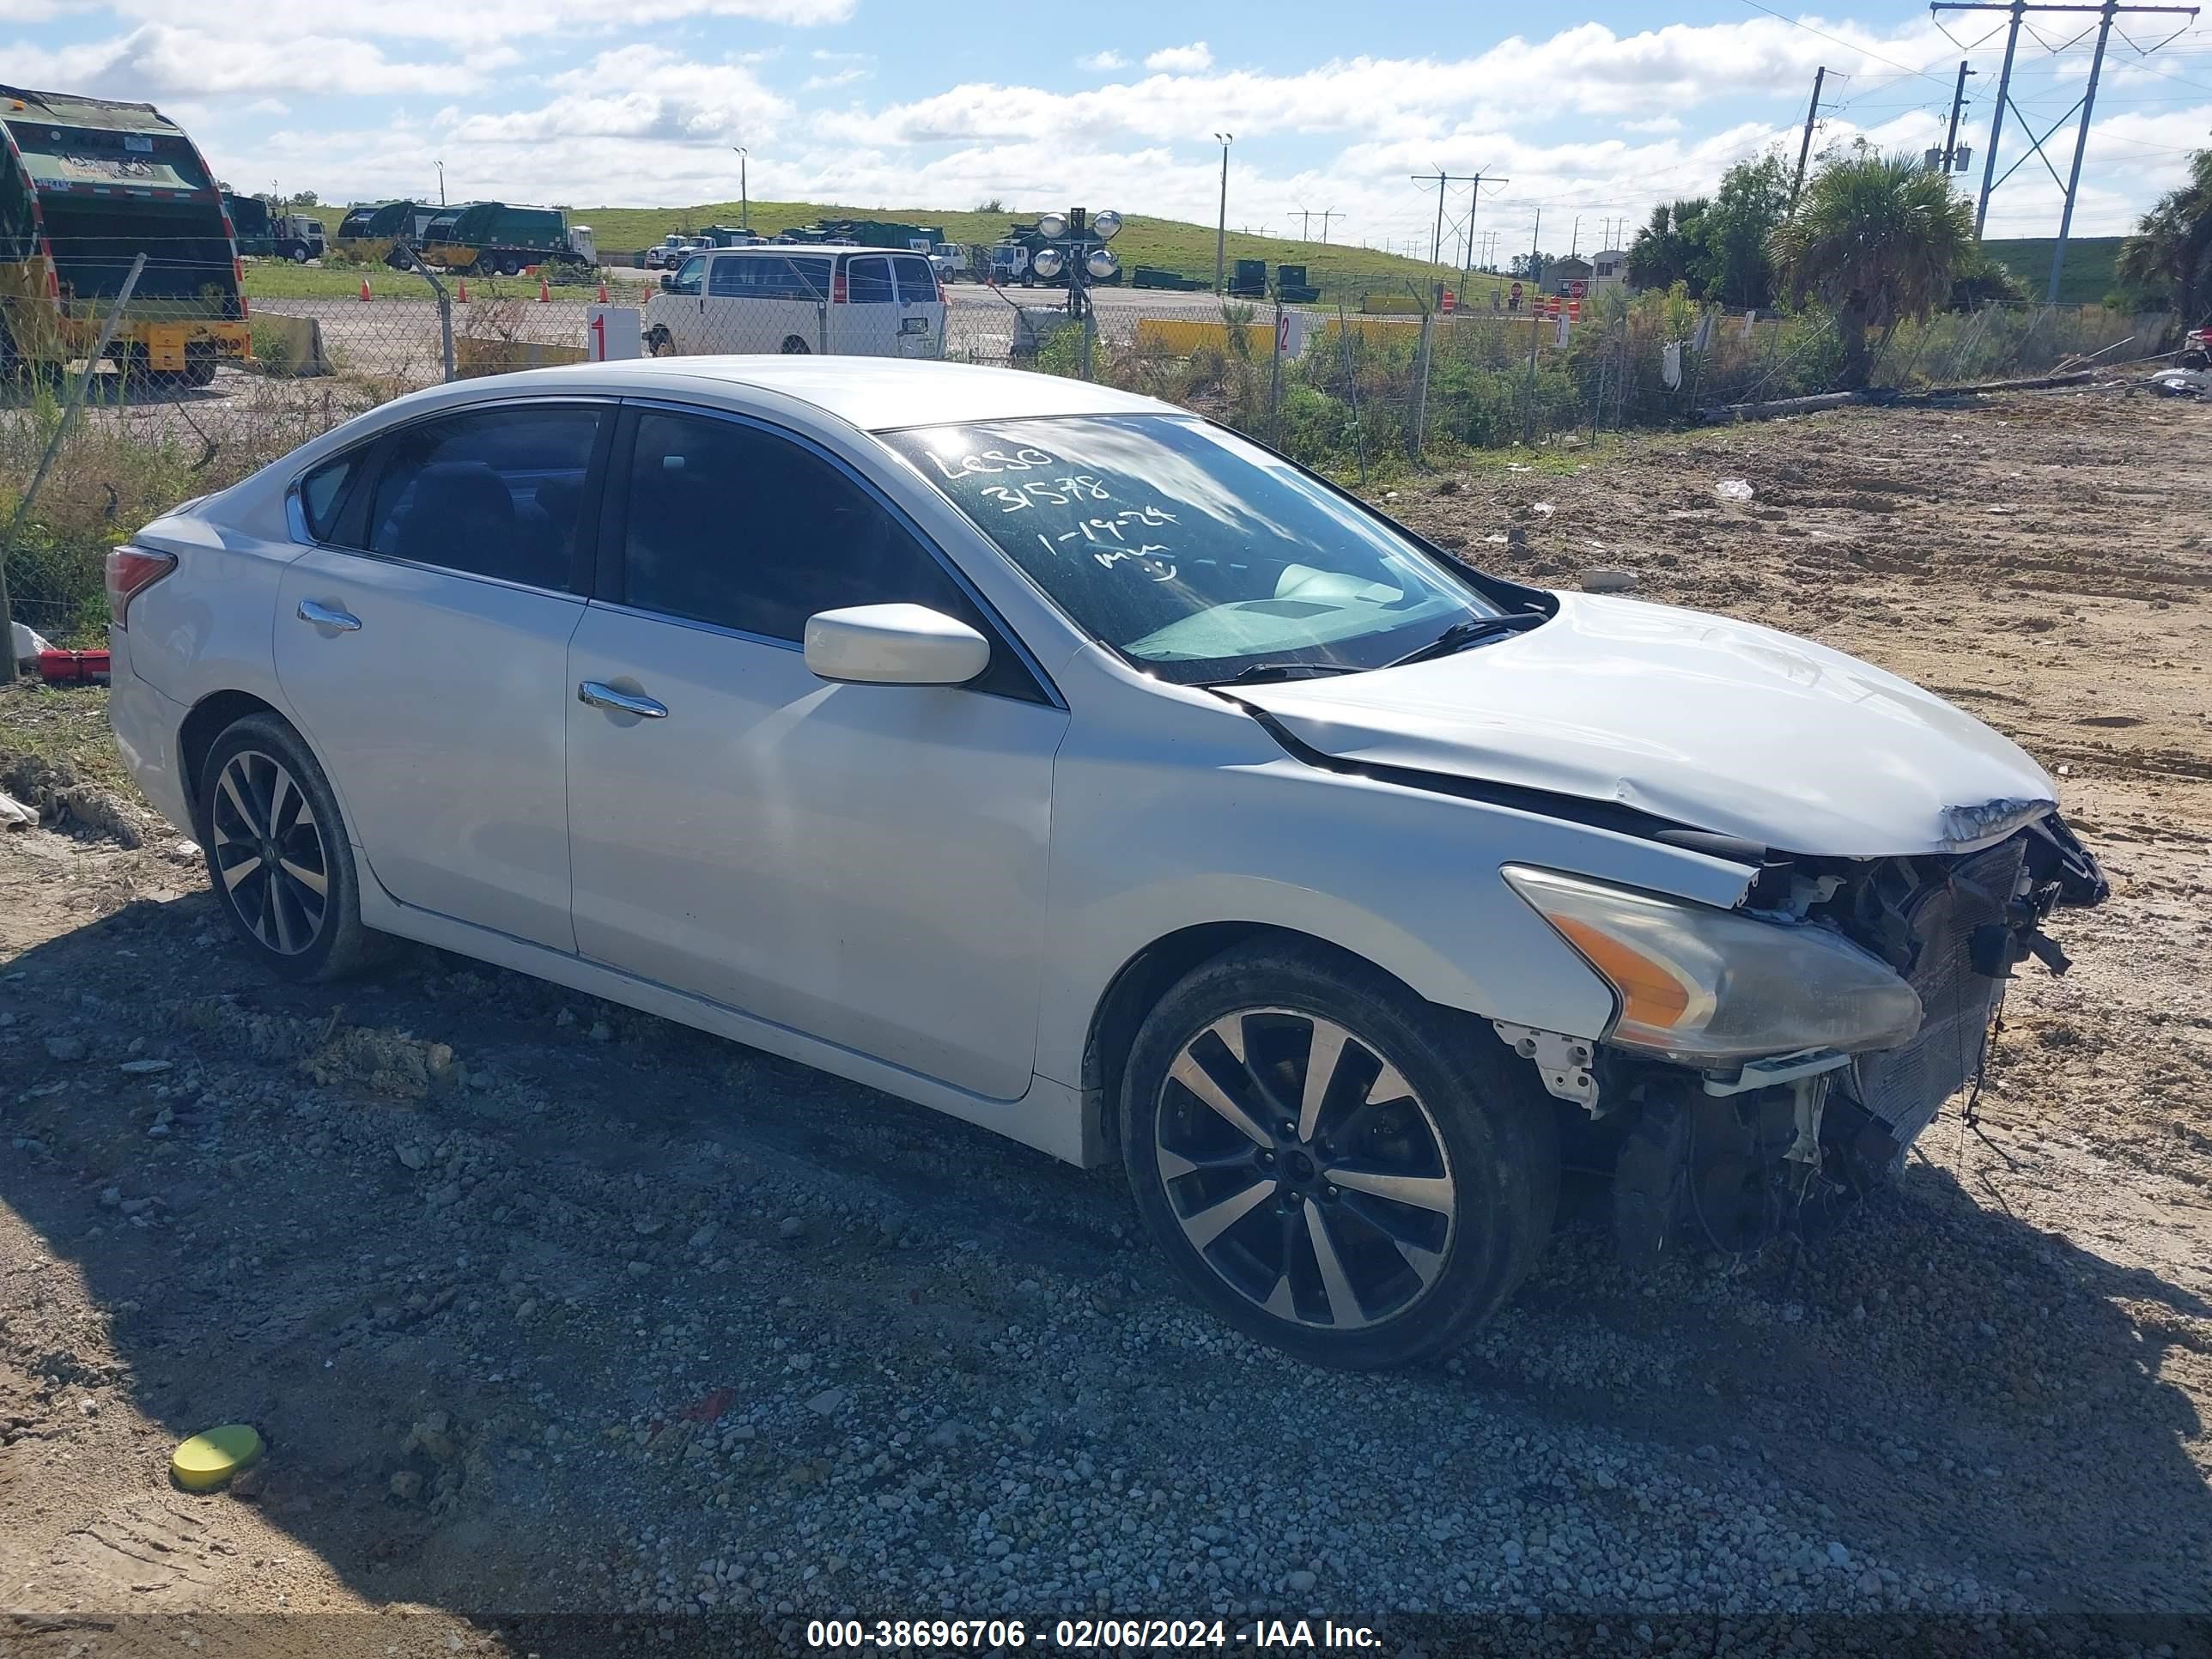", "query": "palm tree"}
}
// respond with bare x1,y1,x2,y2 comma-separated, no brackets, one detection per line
2116,148,2211,327
1769,151,1975,390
